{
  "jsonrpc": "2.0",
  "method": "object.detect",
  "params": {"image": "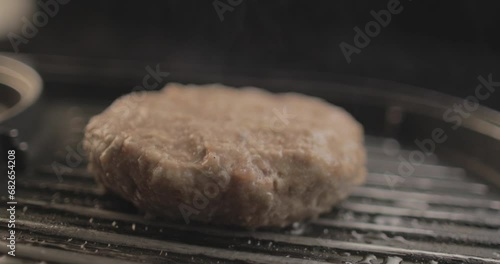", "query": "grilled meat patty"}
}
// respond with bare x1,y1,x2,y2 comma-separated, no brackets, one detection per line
84,83,366,227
